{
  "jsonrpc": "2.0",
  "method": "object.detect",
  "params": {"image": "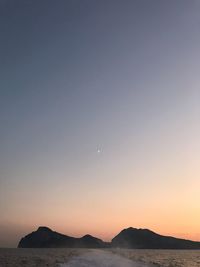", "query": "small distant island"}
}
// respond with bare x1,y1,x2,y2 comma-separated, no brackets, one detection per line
18,226,200,249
